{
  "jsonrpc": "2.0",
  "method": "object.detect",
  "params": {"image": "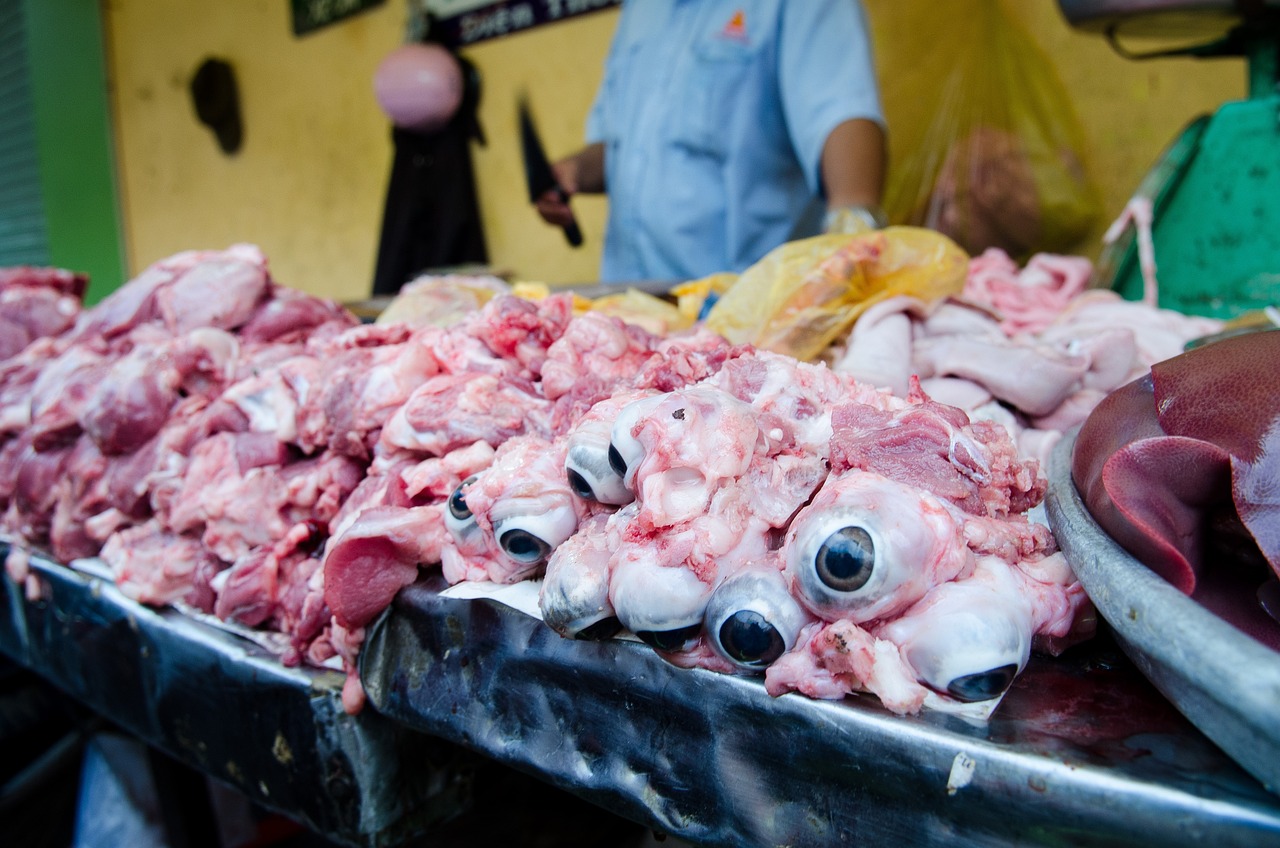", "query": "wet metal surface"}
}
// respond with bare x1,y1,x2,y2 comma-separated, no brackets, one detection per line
362,574,1280,848
0,544,467,848
6,535,1280,847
